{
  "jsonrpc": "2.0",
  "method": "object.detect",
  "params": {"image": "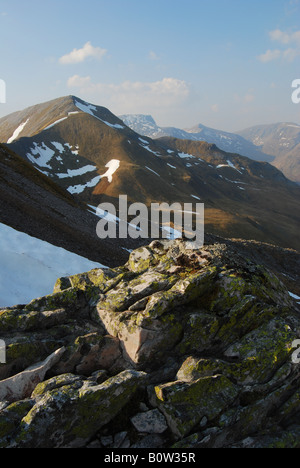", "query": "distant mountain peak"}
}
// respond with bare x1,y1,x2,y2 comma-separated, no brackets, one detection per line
119,113,165,138
121,114,275,163
119,114,156,124
237,122,300,183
